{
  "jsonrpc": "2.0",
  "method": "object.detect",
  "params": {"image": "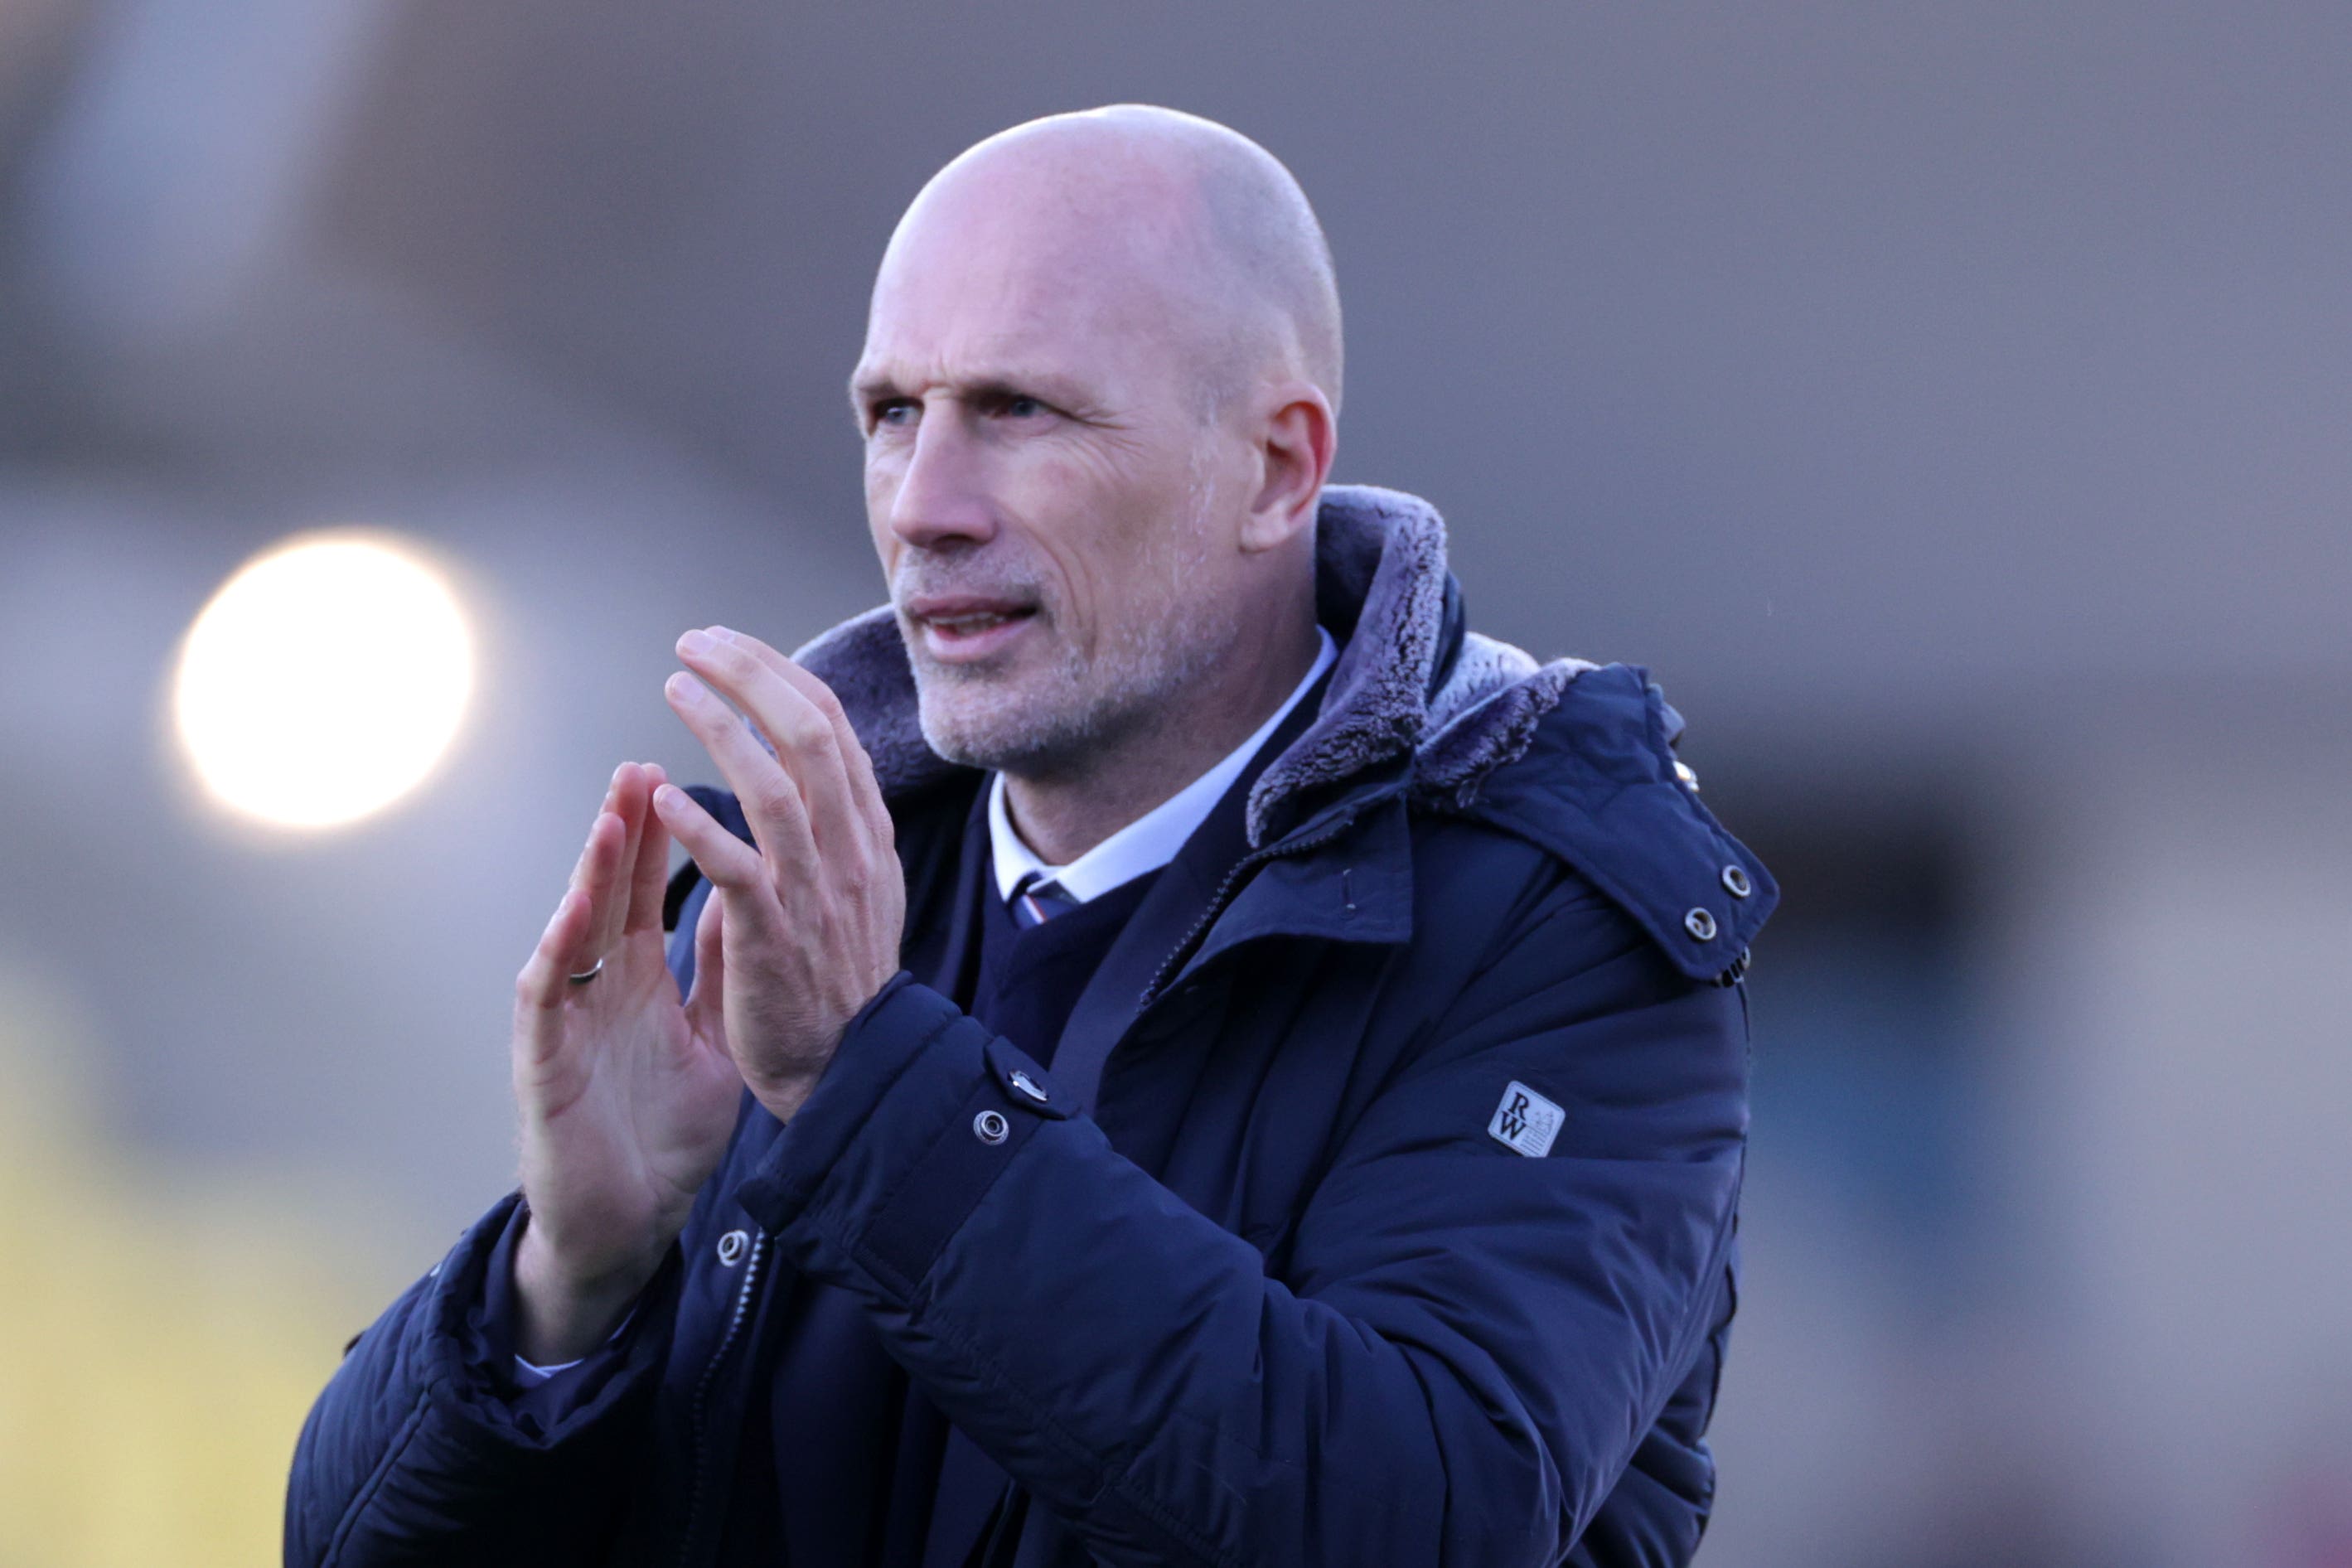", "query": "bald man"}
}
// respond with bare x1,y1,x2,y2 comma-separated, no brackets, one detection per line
288,107,1774,1568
